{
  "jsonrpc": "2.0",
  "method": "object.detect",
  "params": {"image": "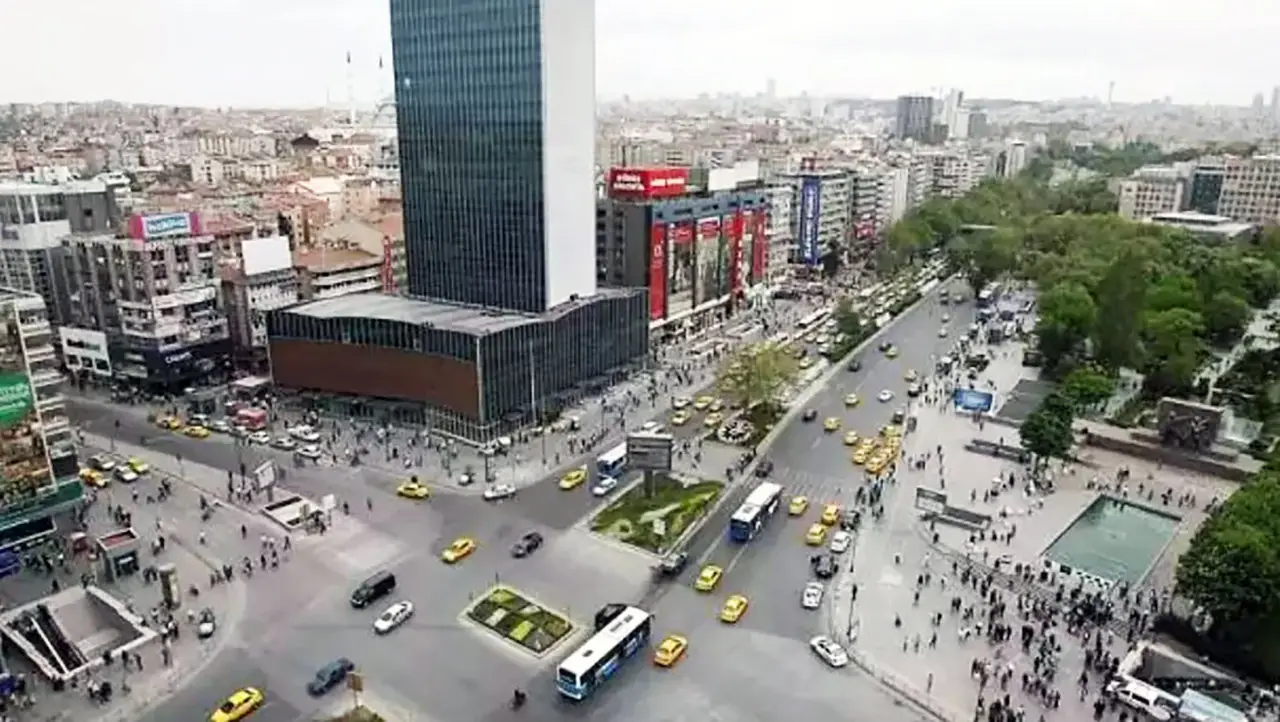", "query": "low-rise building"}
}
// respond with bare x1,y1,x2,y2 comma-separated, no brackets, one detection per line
221,235,299,370
293,245,382,301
